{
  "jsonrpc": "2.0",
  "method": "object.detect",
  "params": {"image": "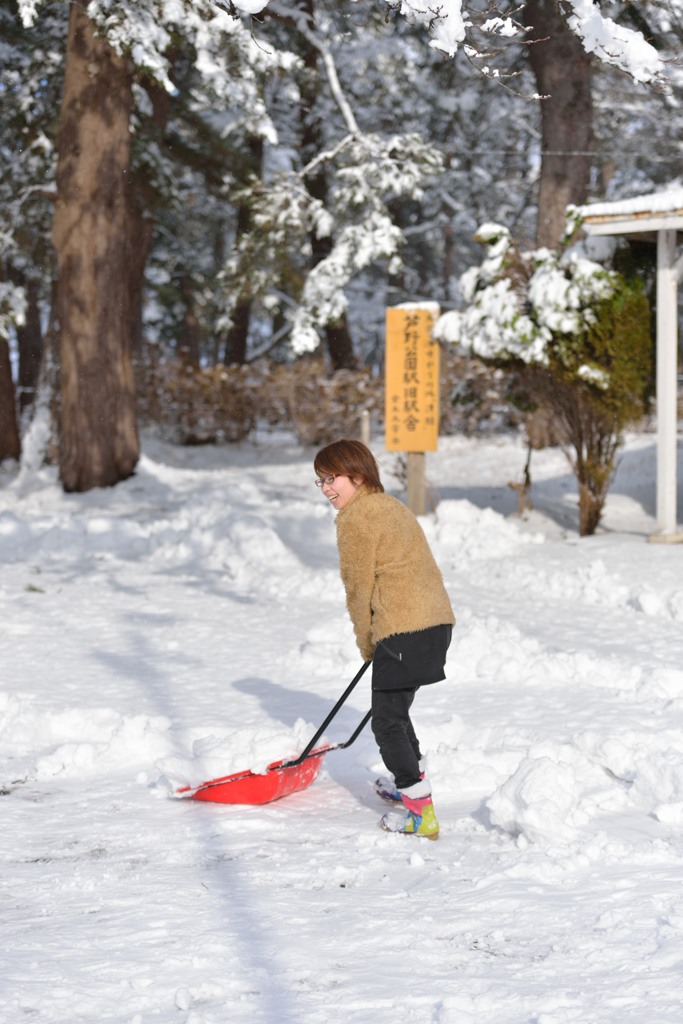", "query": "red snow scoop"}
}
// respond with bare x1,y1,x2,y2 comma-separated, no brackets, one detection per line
176,662,372,805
